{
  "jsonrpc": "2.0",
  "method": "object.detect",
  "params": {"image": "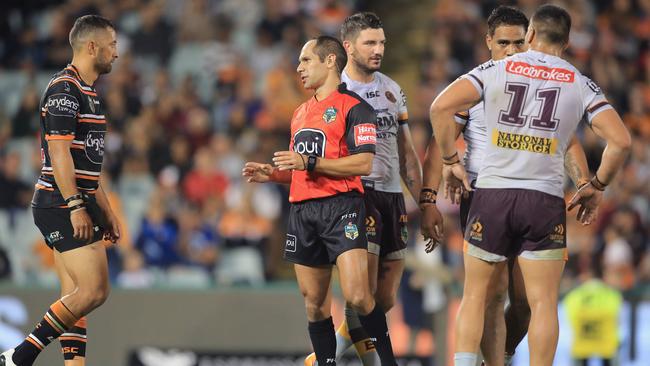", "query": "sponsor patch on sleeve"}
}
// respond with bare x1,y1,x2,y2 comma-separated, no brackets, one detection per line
46,93,80,117
354,123,377,146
